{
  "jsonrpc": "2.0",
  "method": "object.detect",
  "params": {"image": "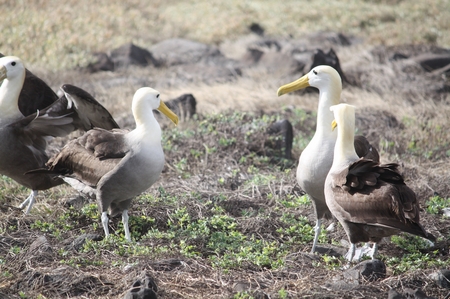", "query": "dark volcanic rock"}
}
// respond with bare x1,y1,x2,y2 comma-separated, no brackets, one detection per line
164,93,197,121
266,119,293,159
111,43,160,68
309,48,348,83
249,22,265,36
344,259,386,282
86,52,115,73
429,269,450,289
124,274,158,299
150,38,222,67
65,234,103,252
